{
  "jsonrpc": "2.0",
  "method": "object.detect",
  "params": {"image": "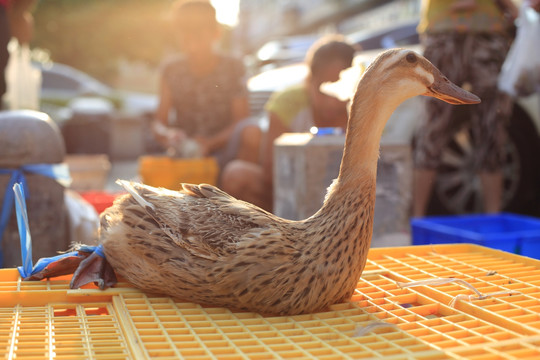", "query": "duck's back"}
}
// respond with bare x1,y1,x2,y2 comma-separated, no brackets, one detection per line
99,182,300,310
